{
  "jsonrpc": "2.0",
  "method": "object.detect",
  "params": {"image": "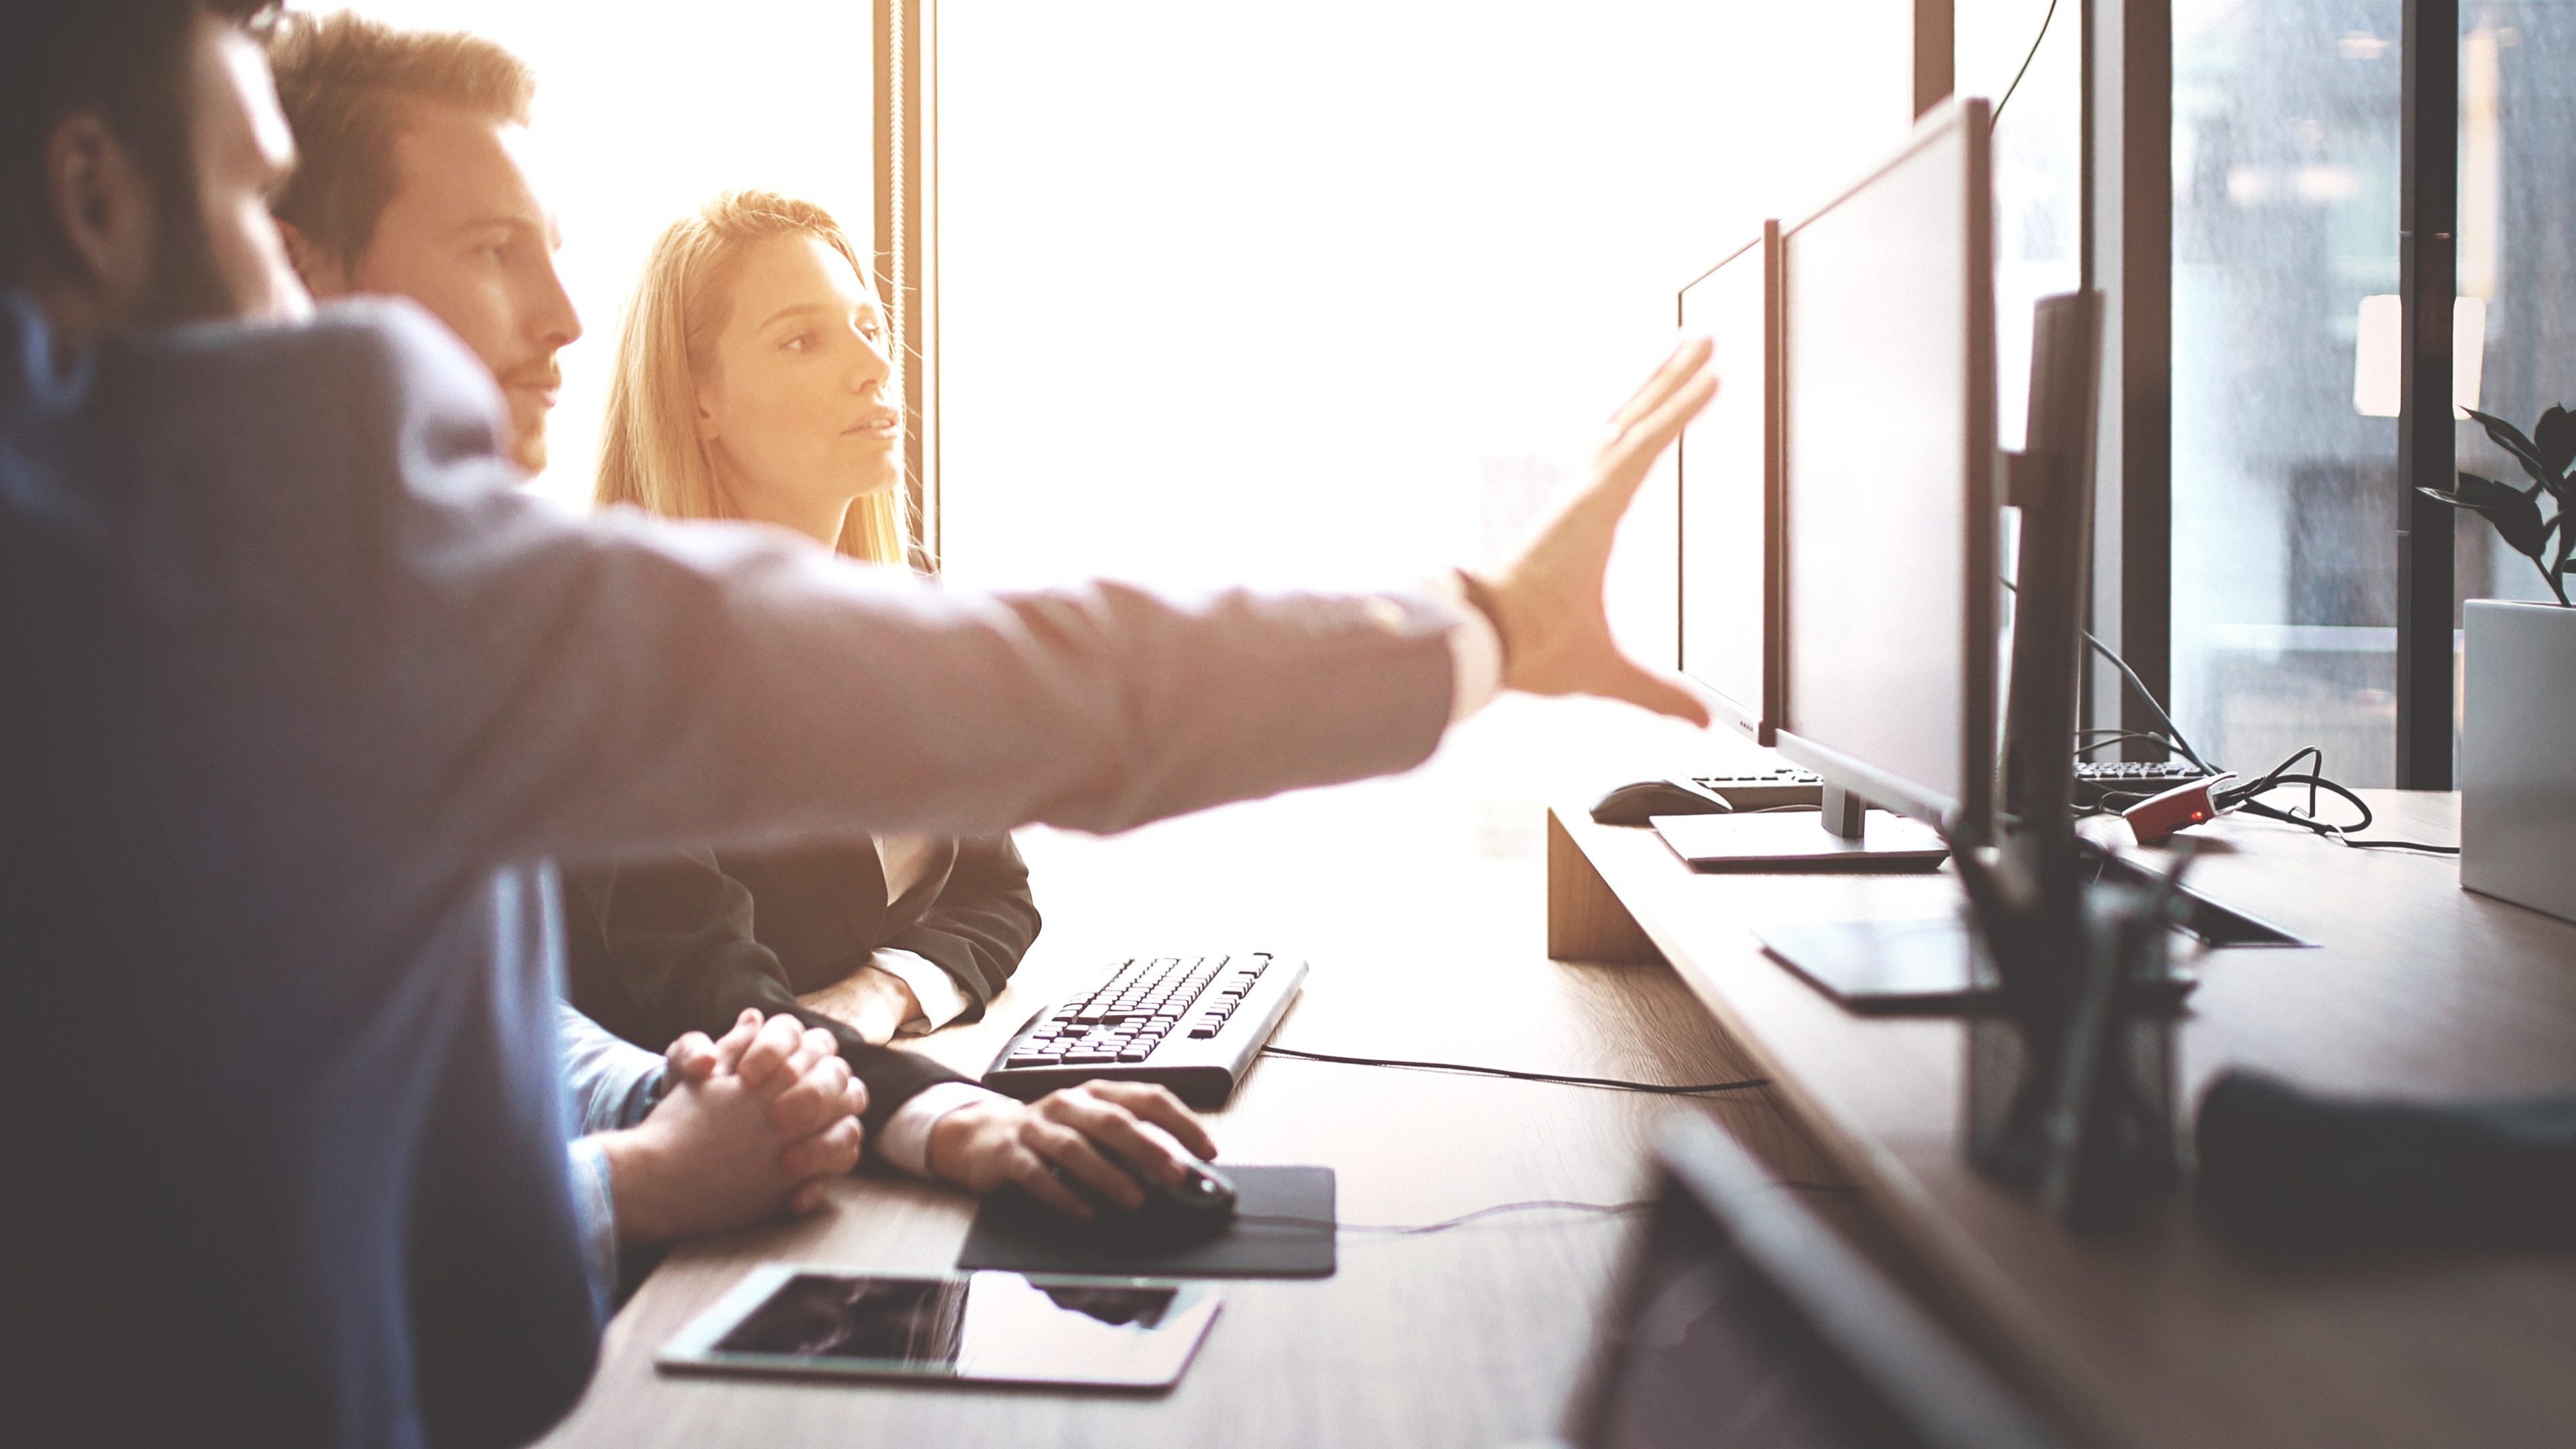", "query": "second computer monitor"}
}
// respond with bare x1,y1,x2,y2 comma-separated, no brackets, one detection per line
1776,98,1998,837
1676,223,1782,743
